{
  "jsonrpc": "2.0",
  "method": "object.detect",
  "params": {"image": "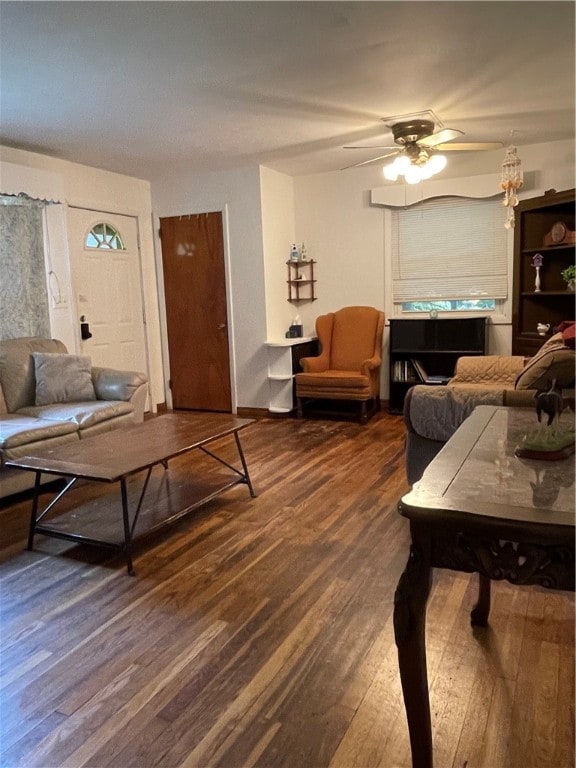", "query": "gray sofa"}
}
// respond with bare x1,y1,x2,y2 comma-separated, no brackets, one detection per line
403,328,575,485
0,336,148,498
